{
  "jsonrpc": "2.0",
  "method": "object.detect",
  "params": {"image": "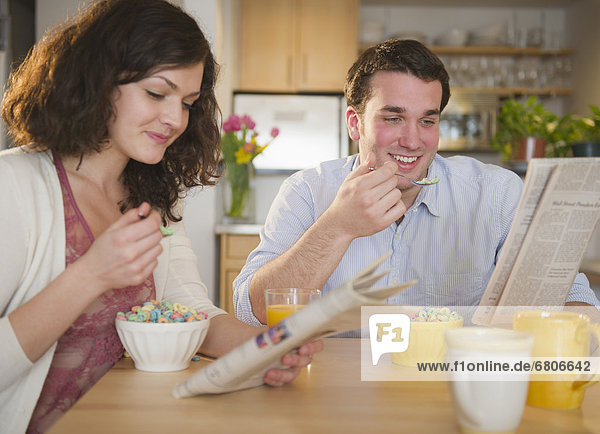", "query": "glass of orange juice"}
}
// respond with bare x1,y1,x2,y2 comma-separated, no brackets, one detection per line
265,288,321,327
